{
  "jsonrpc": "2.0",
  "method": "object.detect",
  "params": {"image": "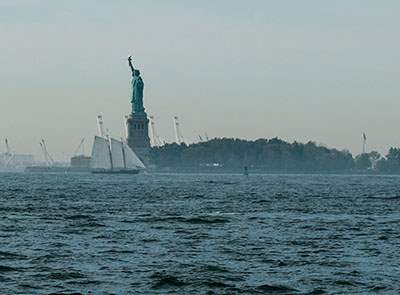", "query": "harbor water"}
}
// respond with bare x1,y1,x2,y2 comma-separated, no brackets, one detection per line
0,173,399,294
